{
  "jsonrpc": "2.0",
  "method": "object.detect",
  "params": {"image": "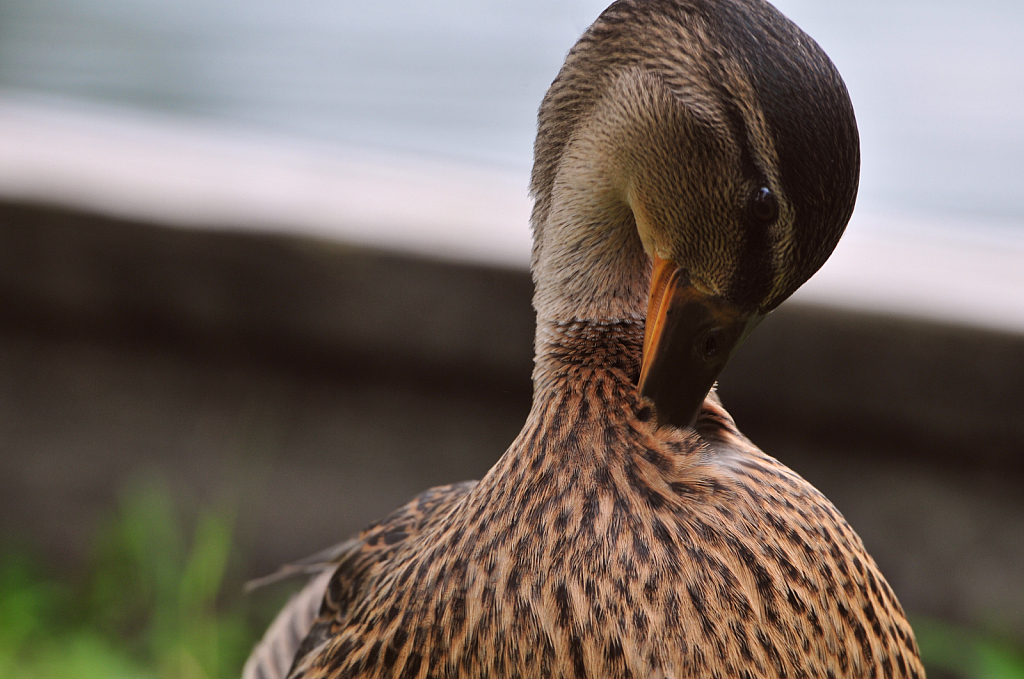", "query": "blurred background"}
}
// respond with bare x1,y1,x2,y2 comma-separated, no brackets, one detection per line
1,0,1023,677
